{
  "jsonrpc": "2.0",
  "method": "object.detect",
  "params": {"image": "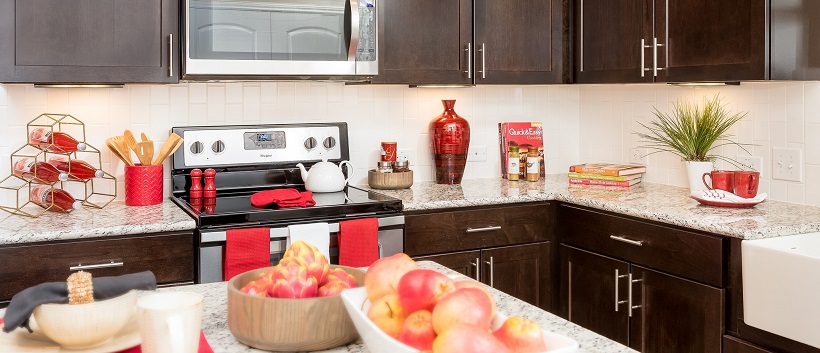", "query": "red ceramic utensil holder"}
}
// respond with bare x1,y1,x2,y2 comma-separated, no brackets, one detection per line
125,164,163,206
